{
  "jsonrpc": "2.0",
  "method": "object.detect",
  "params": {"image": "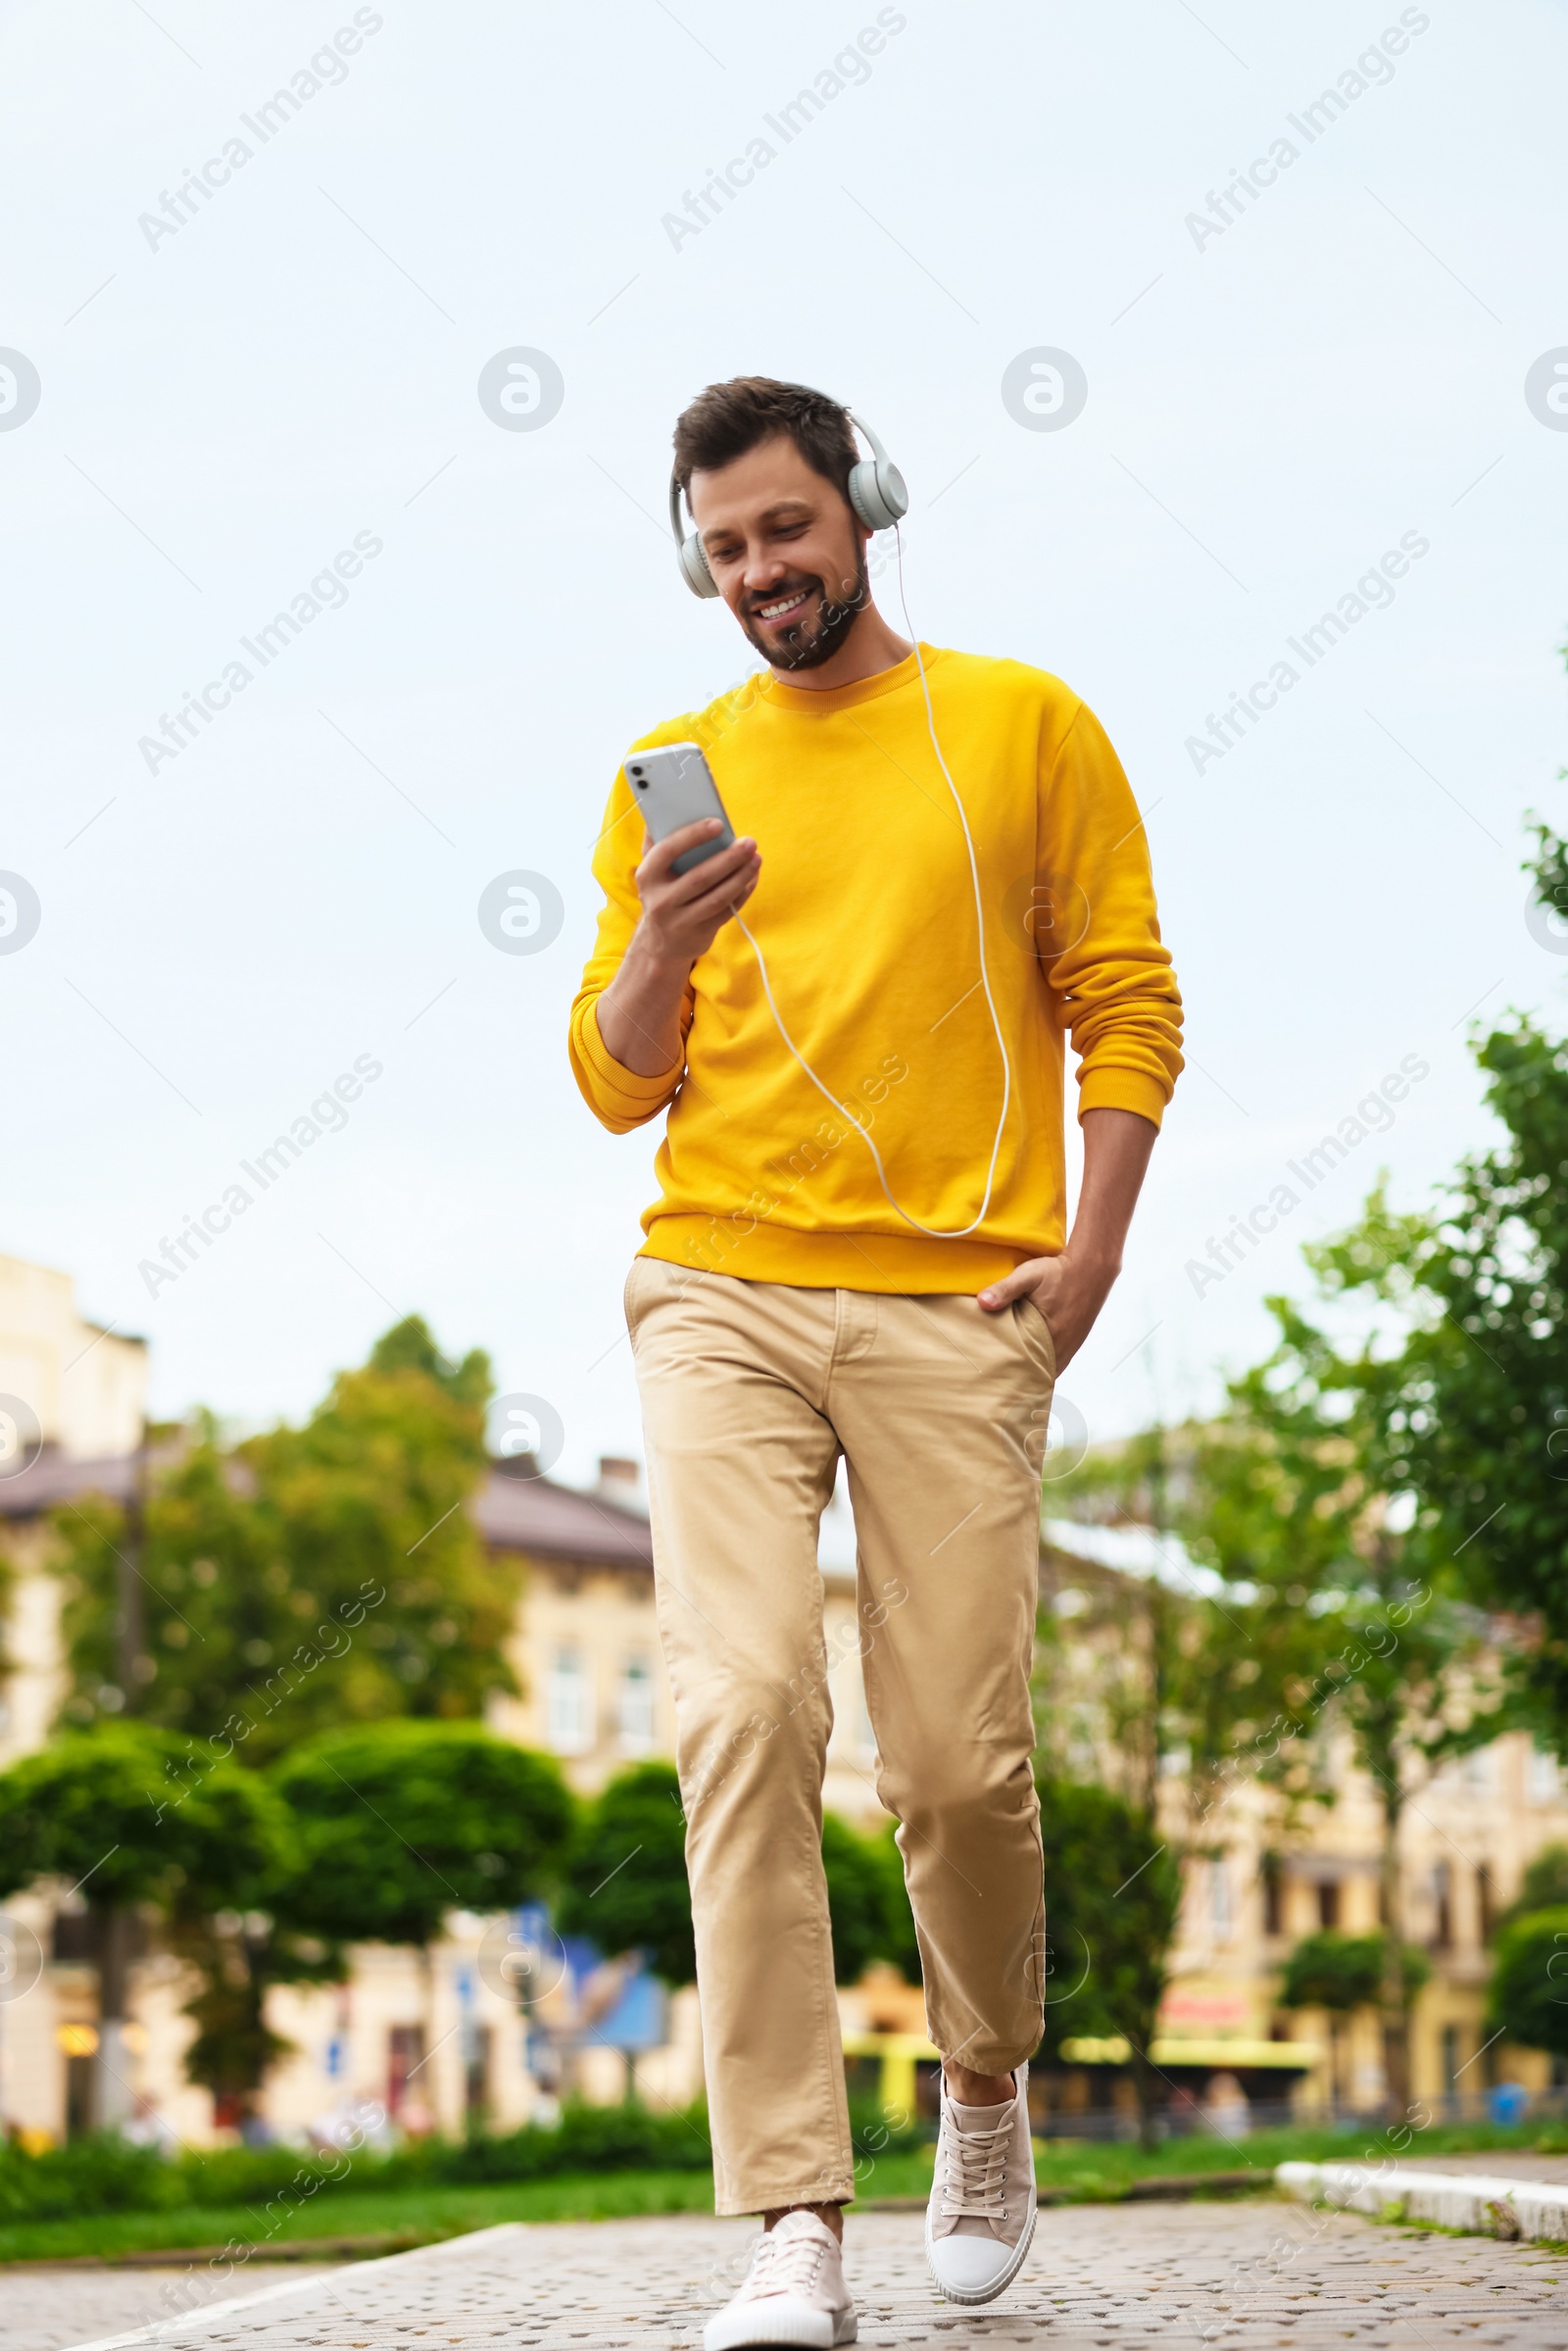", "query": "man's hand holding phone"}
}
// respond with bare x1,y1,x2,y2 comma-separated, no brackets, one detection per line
594,819,760,1078
634,818,760,967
